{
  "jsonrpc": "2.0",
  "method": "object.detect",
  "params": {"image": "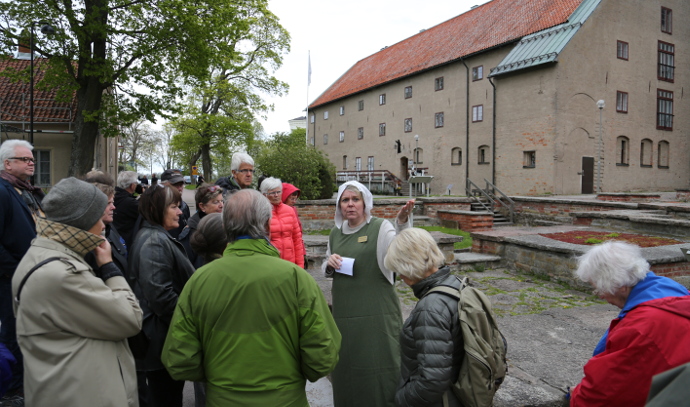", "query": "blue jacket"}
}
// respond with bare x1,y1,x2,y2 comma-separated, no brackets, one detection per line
593,271,689,355
0,178,37,278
